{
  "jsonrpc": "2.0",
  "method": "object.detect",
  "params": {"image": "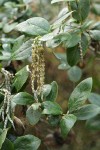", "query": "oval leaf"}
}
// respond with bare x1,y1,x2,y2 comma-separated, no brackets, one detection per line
67,66,82,82
12,92,34,105
64,32,81,48
68,78,92,112
46,81,58,101
53,11,73,28
13,65,29,92
88,93,100,106
11,39,33,60
15,17,50,36
70,0,90,21
74,104,100,120
60,114,77,138
3,23,18,33
42,84,52,98
26,103,41,125
42,101,63,115
14,135,41,150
